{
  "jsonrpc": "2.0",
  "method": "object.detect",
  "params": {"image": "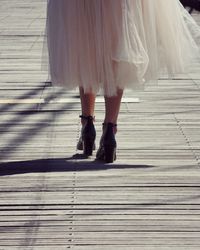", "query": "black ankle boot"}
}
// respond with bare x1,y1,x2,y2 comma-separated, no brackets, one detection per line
96,122,117,163
77,115,96,156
